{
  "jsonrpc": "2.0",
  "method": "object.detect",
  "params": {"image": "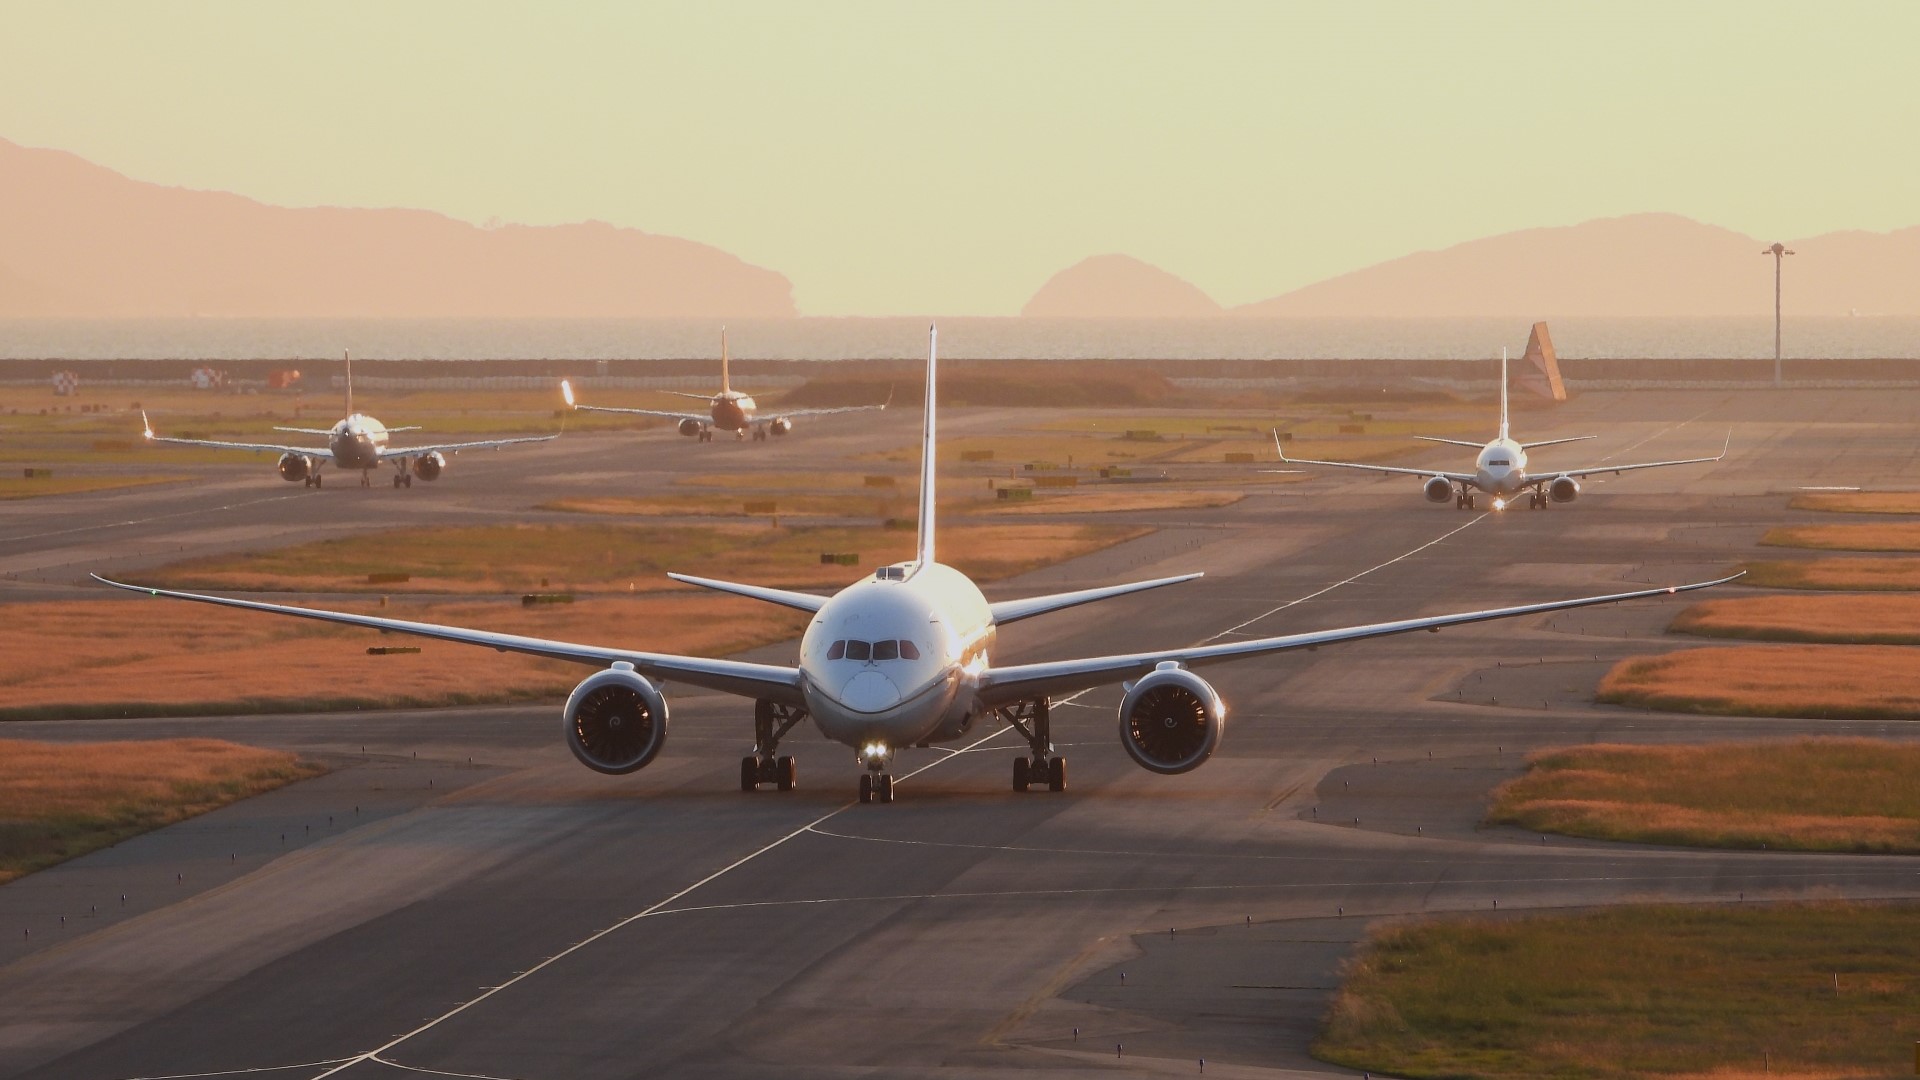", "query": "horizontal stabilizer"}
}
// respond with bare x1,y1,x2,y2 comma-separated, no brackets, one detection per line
990,572,1202,626
667,573,830,613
